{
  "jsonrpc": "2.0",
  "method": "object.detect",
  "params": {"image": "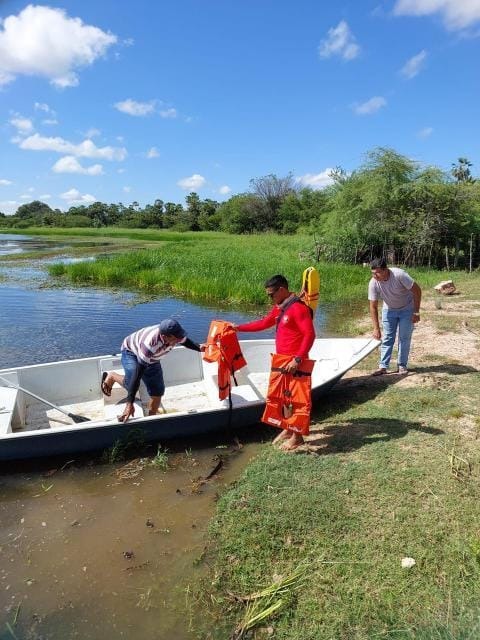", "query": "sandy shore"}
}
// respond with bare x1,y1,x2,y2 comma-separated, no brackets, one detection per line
305,294,479,447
